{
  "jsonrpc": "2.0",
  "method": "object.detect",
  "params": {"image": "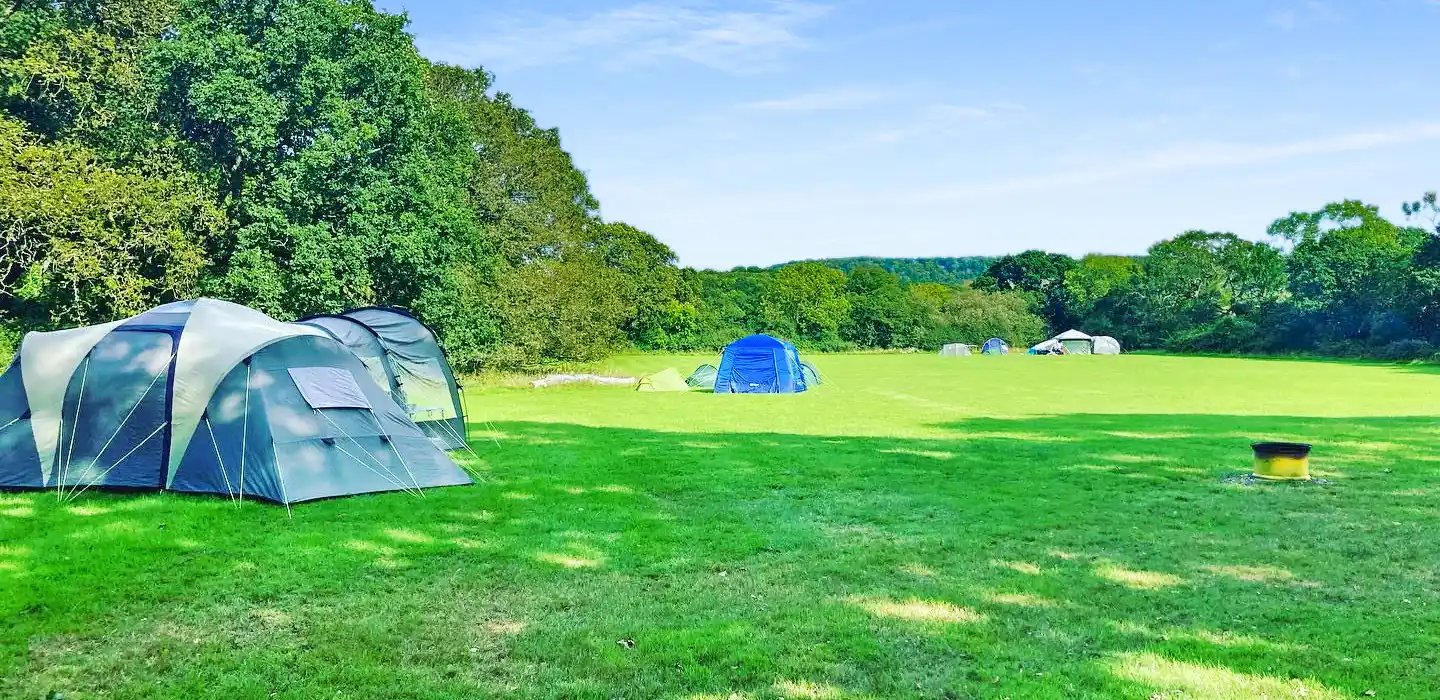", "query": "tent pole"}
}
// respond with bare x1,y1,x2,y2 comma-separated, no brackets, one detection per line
238,361,251,507
314,409,420,496
79,351,176,495
205,416,238,505
59,356,92,500
271,441,292,519
64,422,168,503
